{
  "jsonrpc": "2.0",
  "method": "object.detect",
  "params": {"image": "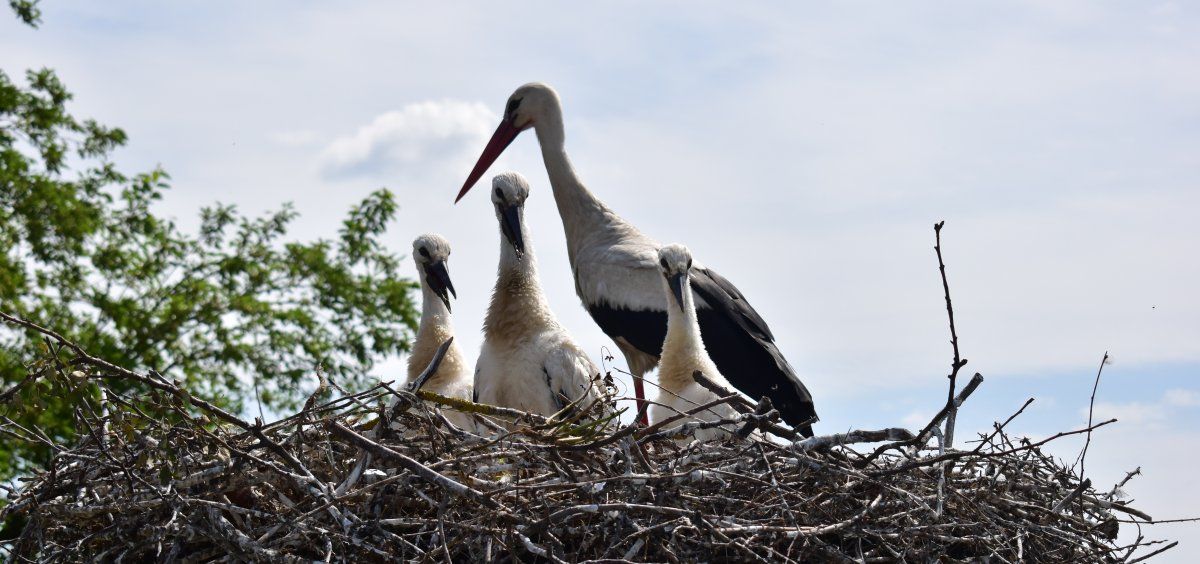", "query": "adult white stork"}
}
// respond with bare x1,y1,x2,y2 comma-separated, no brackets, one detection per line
455,83,818,436
652,244,738,443
472,172,608,421
399,234,474,431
